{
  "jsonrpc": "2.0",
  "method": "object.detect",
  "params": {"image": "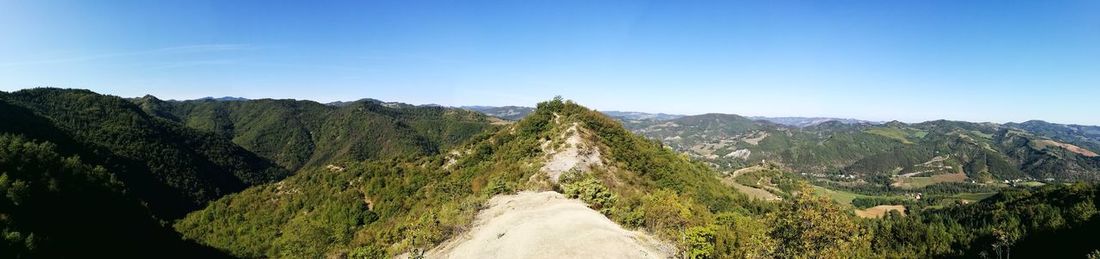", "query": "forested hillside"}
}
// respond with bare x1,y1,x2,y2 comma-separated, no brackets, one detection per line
0,89,288,218
630,114,1100,185
138,96,496,172
0,88,498,259
175,98,1100,258
1006,120,1100,158
3,90,1098,258
0,134,230,258
870,183,1100,258
176,98,778,257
